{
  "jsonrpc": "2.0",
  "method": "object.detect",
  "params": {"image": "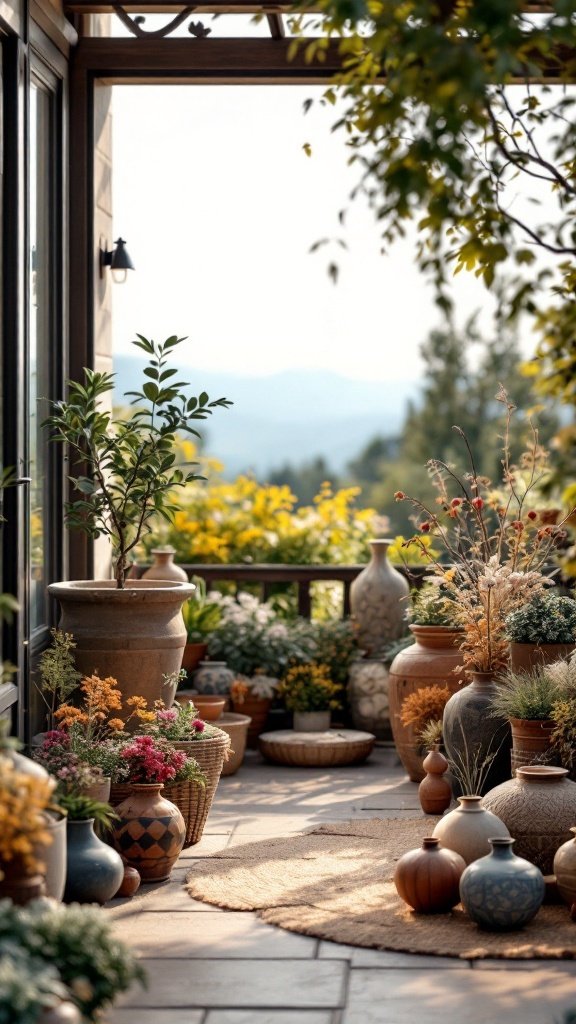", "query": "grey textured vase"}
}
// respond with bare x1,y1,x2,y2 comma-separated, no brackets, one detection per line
442,672,511,797
482,766,576,875
350,539,409,657
459,838,545,931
